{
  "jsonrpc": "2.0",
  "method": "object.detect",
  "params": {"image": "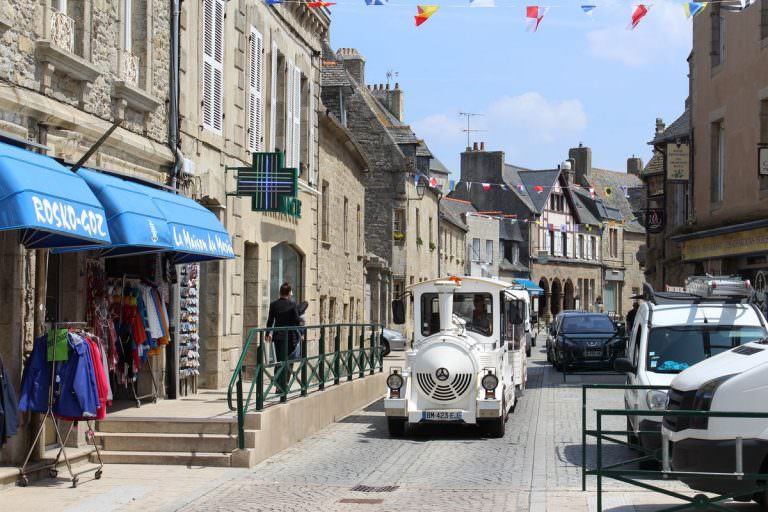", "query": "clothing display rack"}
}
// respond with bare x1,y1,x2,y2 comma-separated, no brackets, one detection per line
116,274,159,408
18,322,104,488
